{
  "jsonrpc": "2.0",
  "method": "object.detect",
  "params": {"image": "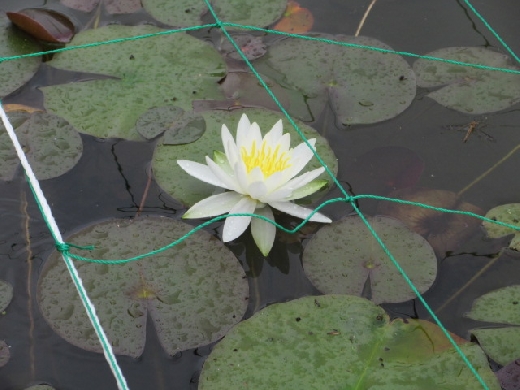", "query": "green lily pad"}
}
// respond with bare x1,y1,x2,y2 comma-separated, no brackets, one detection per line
38,216,248,358
199,294,500,389
0,340,9,368
255,34,416,125
0,14,41,98
413,47,520,114
142,0,287,28
466,285,520,366
61,0,141,13
0,280,13,312
482,203,520,250
41,25,225,140
152,108,338,206
0,112,83,181
303,216,437,304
